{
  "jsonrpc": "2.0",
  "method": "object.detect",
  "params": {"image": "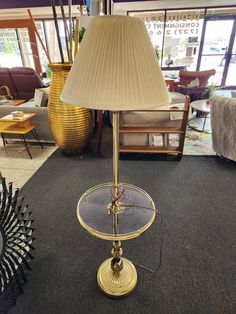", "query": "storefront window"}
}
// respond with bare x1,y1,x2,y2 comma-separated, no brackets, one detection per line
17,28,34,69
226,32,236,86
129,7,236,86
163,10,204,70
43,20,68,66
129,11,165,63
200,19,235,85
34,21,48,72
0,28,23,67
130,10,204,70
